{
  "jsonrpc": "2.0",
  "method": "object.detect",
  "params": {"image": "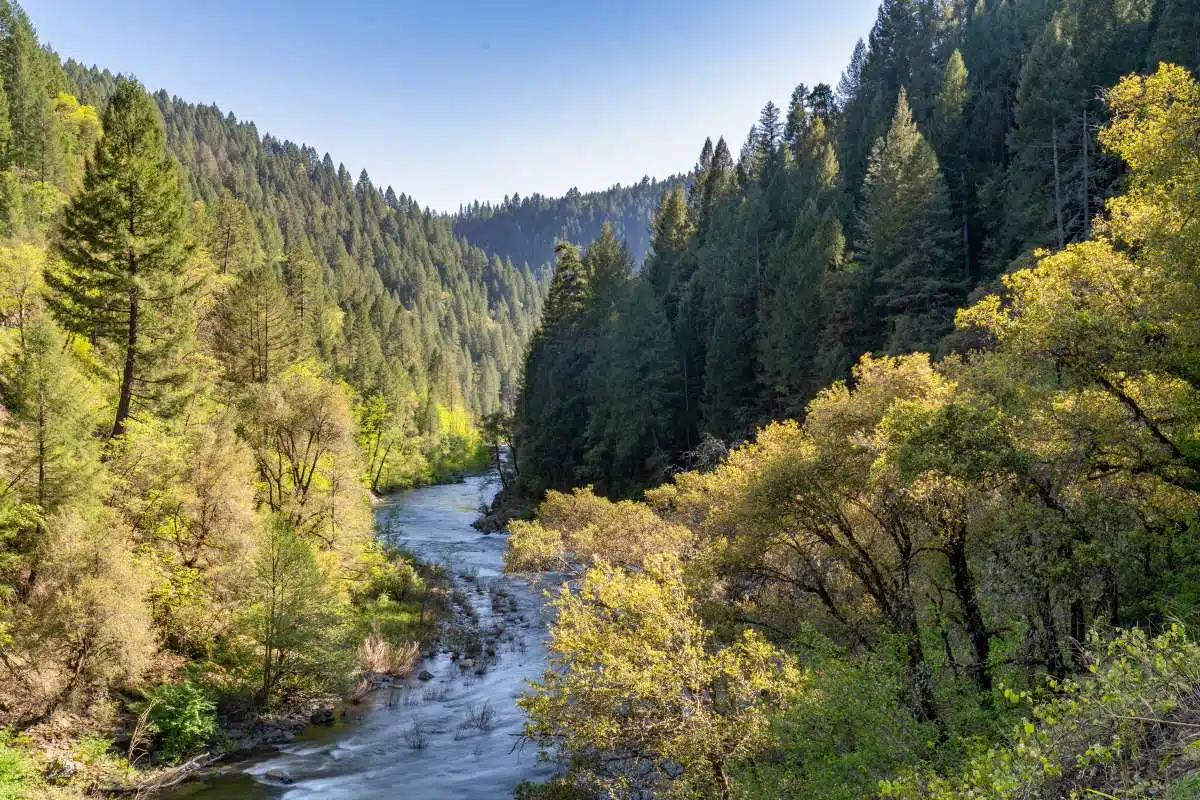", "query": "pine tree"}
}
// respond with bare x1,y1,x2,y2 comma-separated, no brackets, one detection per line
1149,0,1200,72
1006,20,1085,254
581,221,631,305
784,84,811,149
214,266,297,384
513,243,593,496
860,89,961,354
645,186,694,321
46,77,193,438
540,243,589,331
0,314,102,513
205,190,257,275
933,49,972,280
0,2,56,177
759,119,847,415
582,279,682,497
283,241,321,348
